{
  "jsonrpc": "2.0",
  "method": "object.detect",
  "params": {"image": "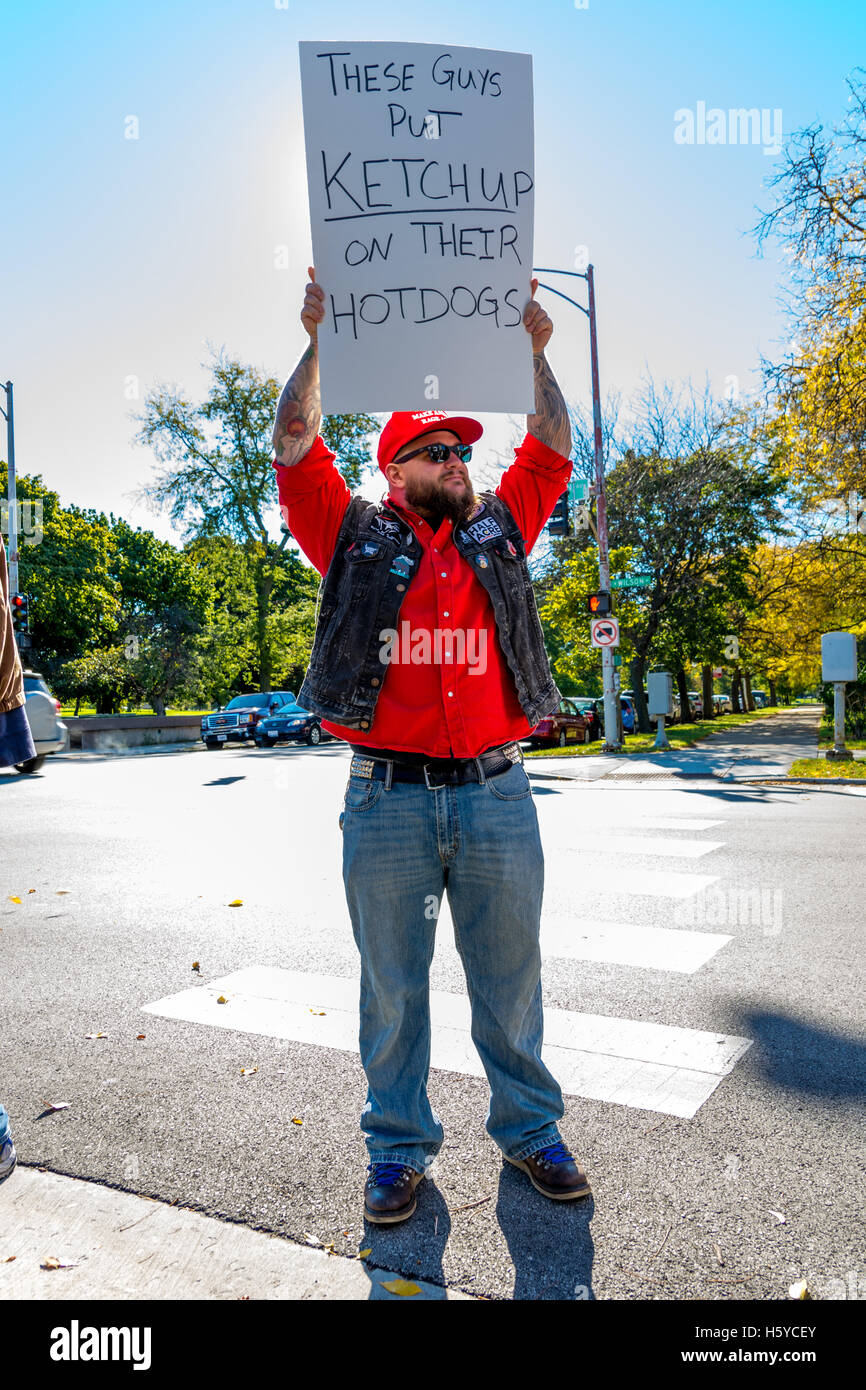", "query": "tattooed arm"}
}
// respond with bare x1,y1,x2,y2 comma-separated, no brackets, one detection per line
272,267,324,466
523,278,572,458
